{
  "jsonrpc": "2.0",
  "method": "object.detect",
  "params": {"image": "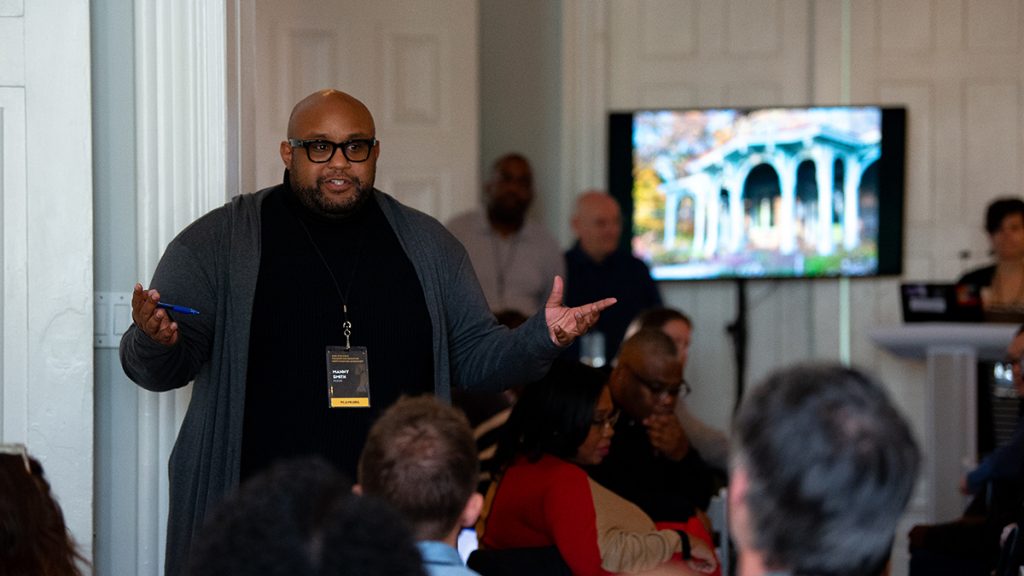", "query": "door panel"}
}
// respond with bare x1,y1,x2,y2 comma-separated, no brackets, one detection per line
250,1,479,221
